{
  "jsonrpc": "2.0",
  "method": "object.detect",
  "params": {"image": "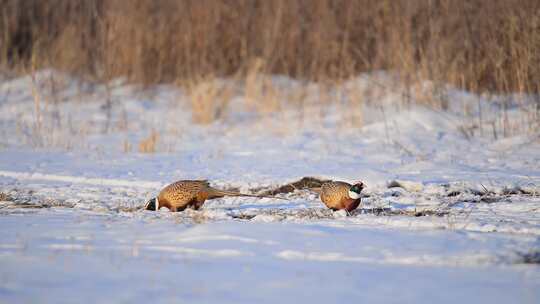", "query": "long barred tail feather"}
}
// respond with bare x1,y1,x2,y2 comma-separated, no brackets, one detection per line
210,188,287,200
